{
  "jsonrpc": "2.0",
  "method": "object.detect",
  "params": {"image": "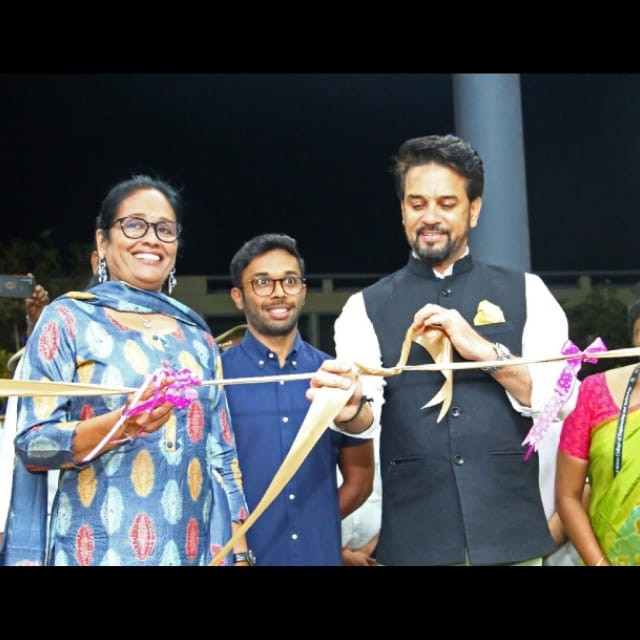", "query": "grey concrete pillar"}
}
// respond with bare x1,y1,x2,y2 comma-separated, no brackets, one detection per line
452,74,531,271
